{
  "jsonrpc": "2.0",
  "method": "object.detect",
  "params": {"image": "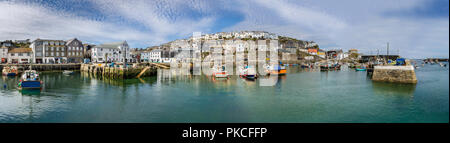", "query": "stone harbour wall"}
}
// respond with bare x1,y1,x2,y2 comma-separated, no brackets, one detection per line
80,64,157,79
372,65,417,84
0,64,80,72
